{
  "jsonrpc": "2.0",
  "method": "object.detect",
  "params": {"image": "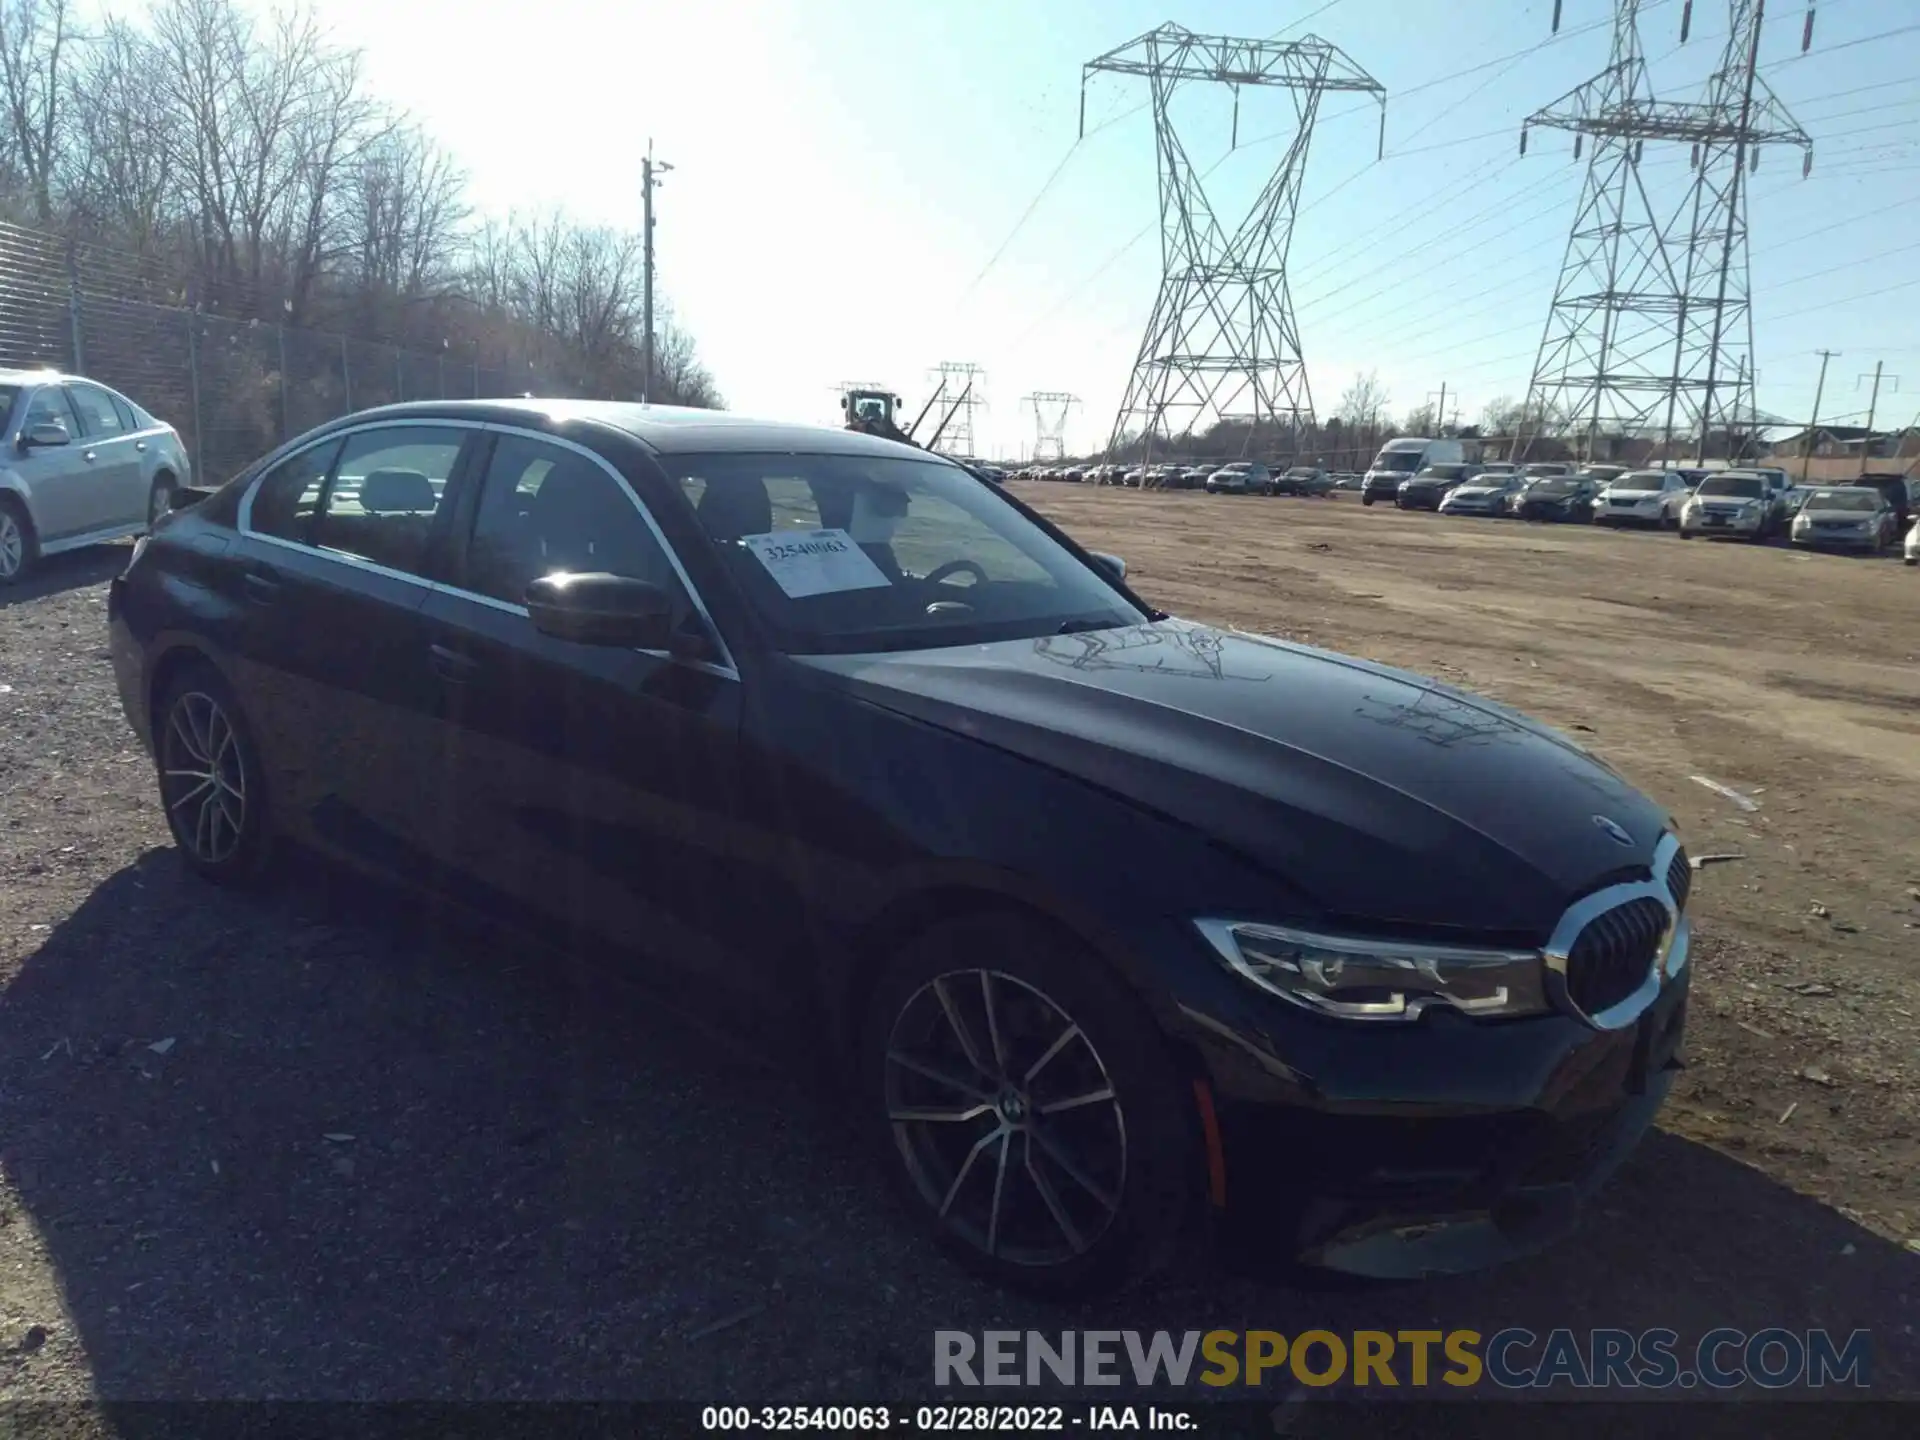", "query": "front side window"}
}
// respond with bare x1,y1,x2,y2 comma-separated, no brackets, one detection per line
22,387,75,435
464,433,680,606
669,452,1143,655
67,384,127,437
313,426,463,576
248,439,343,543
